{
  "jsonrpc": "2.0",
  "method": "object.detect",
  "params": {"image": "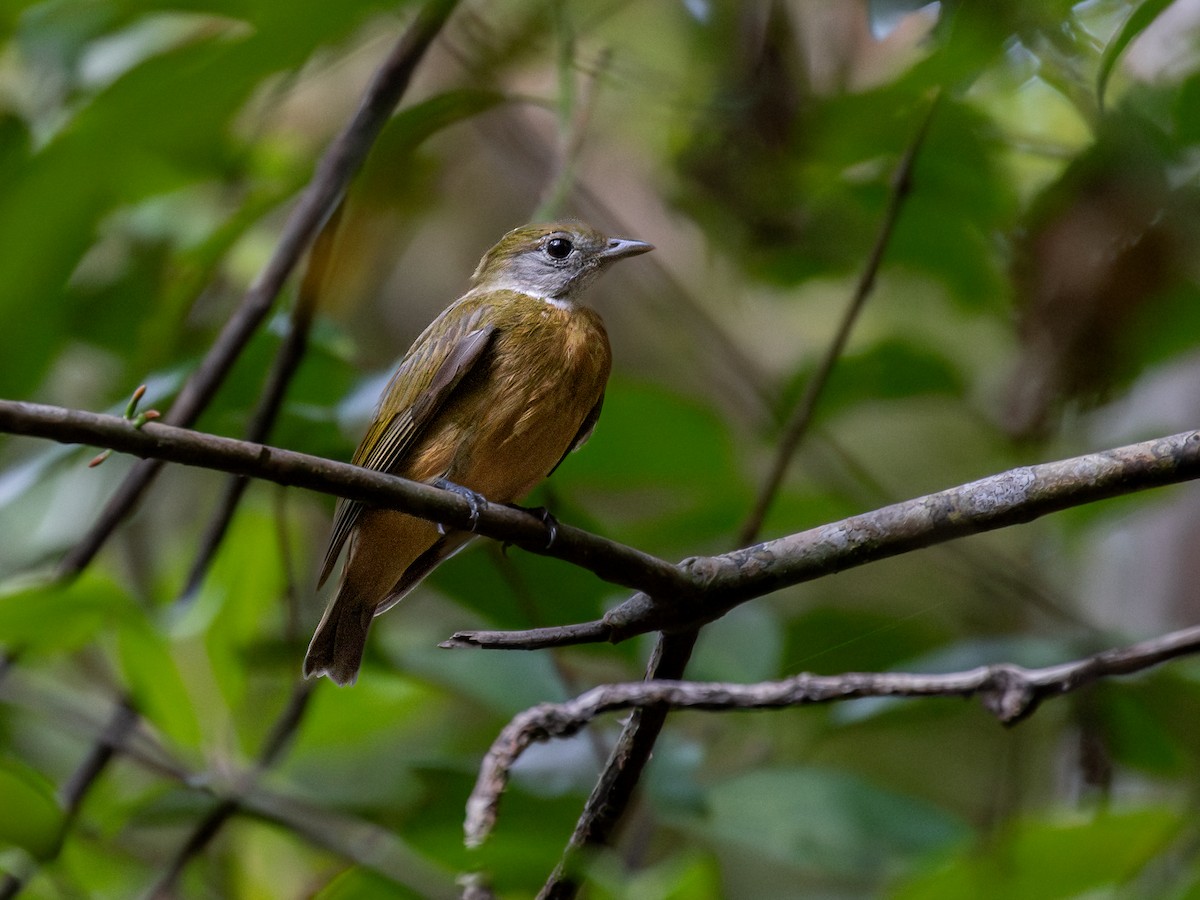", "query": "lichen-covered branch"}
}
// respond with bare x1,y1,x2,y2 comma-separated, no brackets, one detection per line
465,622,1200,846
452,429,1200,647
3,398,1198,654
